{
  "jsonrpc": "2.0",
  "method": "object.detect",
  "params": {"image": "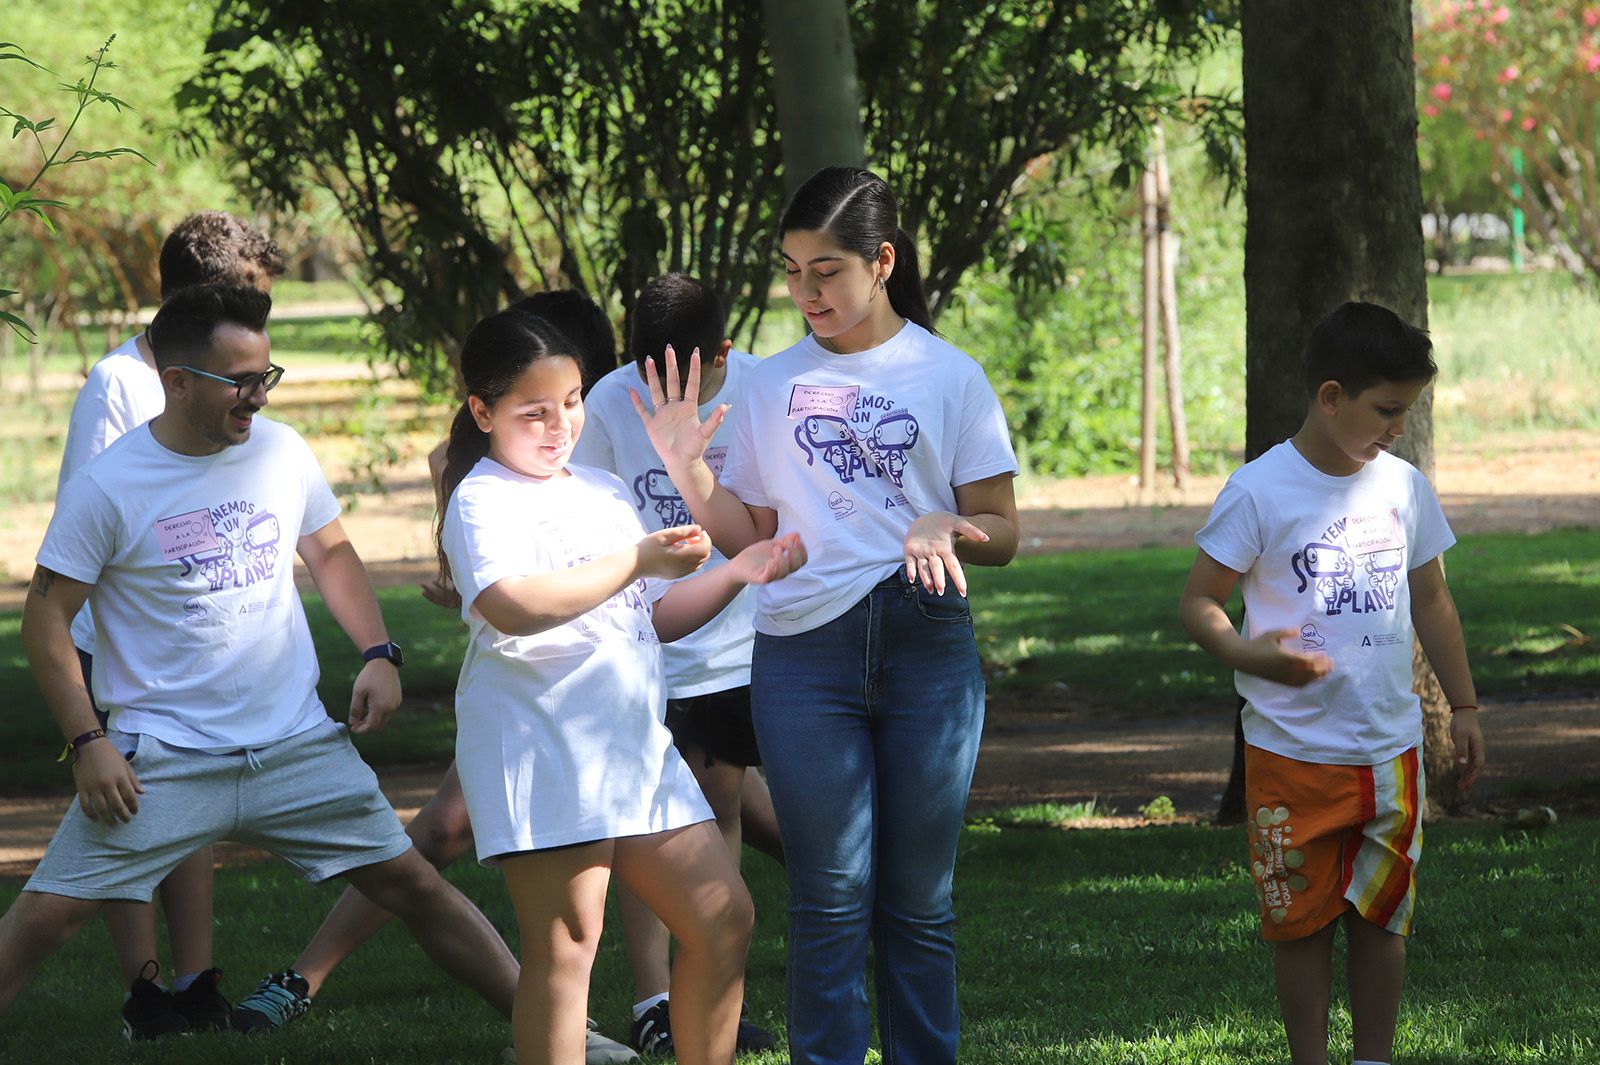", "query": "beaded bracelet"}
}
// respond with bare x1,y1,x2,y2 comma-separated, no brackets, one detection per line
57,727,108,764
